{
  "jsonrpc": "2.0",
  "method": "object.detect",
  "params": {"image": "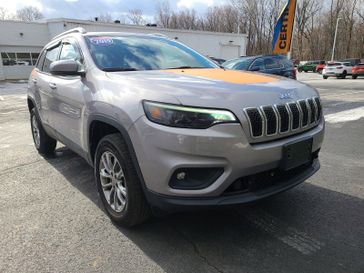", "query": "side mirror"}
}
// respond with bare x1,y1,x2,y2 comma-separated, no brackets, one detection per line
50,59,85,76
250,67,260,72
